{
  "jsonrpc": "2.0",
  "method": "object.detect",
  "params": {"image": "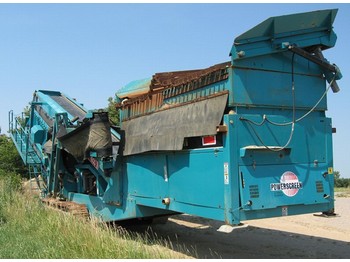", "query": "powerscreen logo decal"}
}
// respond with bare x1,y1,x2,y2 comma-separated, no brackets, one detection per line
270,171,303,197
